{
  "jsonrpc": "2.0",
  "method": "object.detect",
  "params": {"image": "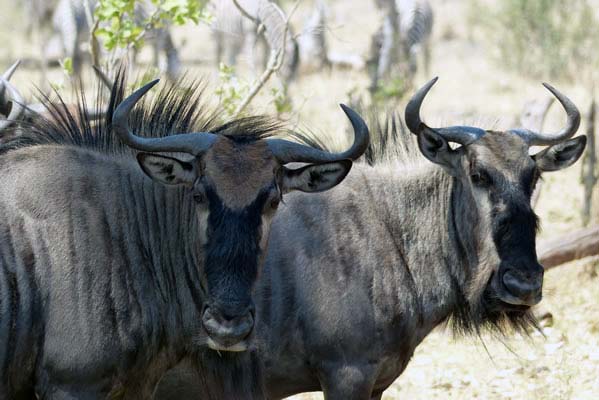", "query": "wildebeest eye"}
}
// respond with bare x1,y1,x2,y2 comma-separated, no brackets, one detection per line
193,185,207,204
270,197,281,210
193,192,205,204
471,170,491,187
